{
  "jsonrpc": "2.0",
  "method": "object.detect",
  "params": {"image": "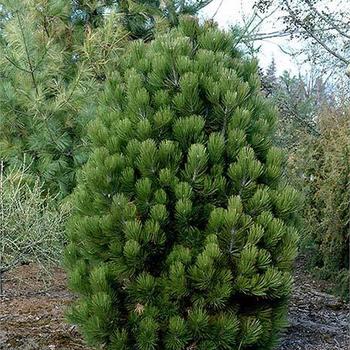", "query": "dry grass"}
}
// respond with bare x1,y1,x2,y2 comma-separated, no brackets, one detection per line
0,161,69,294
